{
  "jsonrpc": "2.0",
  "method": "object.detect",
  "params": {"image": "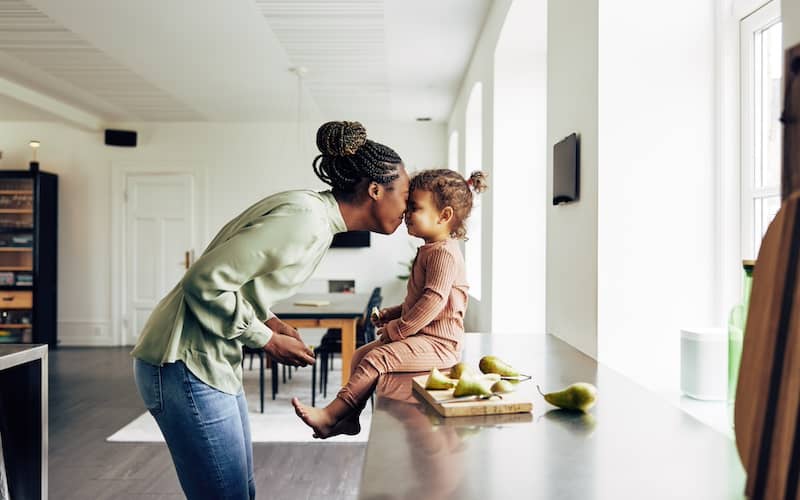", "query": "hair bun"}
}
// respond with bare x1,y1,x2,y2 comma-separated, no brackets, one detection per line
468,170,489,193
316,121,368,157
